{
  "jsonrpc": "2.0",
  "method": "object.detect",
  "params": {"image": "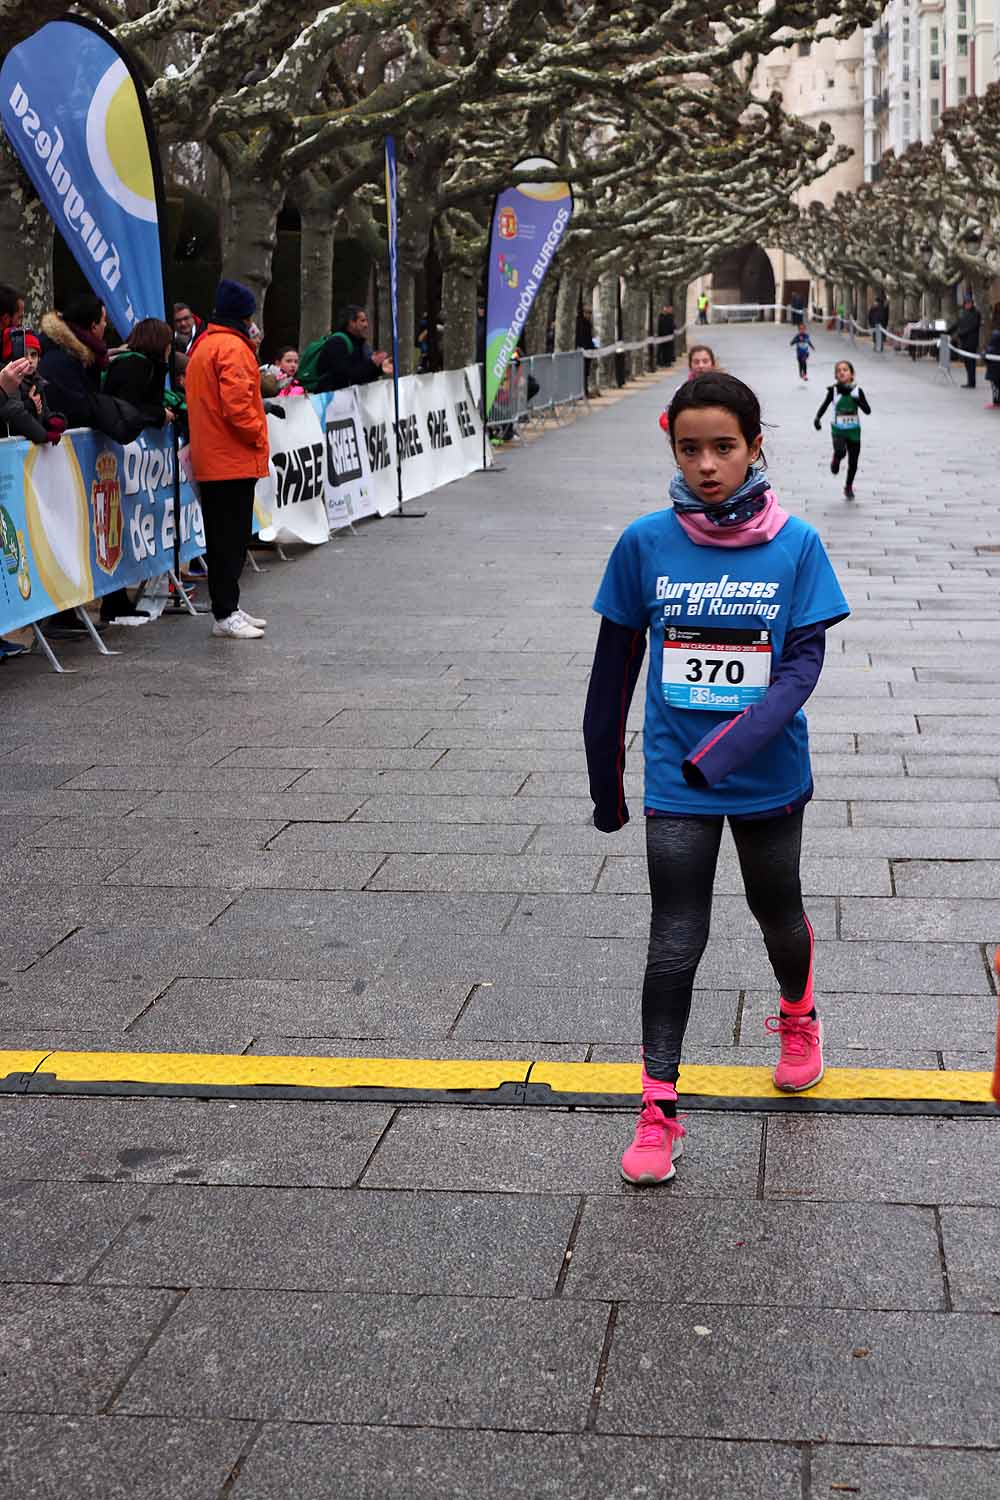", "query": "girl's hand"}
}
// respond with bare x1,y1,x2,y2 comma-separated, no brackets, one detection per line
0,357,32,395
29,389,43,414
813,418,821,431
